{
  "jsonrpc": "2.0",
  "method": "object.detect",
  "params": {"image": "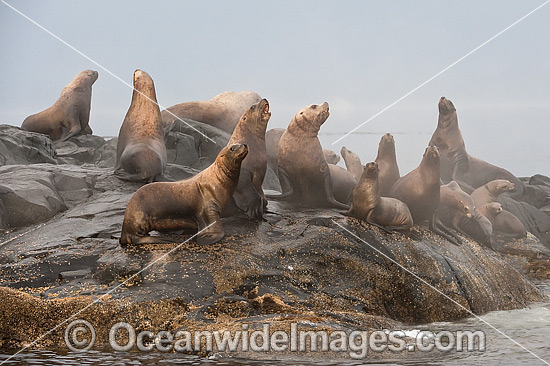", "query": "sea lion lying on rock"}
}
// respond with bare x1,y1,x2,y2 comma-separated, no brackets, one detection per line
439,181,493,247
161,91,262,133
471,179,516,207
22,70,98,142
226,99,271,219
389,146,461,245
348,162,413,232
267,103,349,209
115,70,167,183
479,202,527,239
120,144,248,246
